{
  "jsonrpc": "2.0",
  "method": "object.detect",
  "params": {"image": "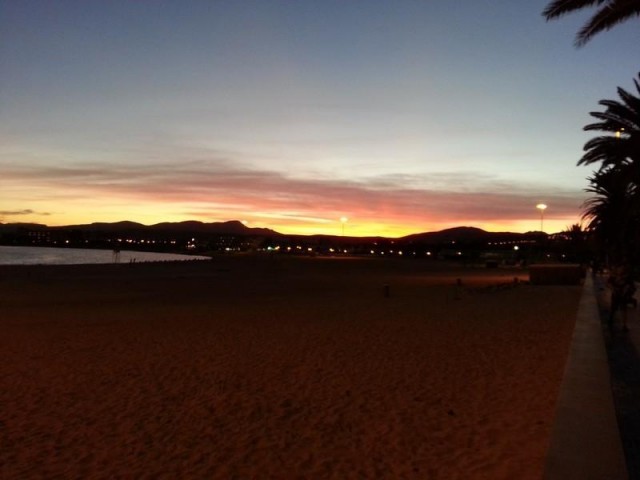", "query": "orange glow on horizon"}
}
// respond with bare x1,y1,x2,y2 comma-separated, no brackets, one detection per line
3,157,585,238
7,207,581,238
